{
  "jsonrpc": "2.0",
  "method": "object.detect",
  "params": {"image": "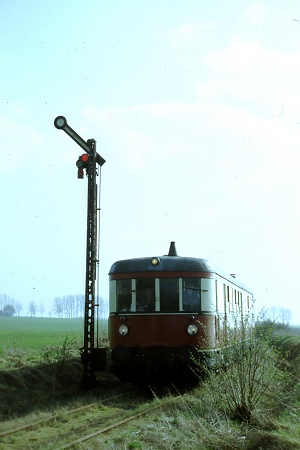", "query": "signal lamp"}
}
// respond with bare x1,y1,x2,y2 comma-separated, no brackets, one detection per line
76,154,89,179
151,257,160,266
54,115,67,129
76,154,89,169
